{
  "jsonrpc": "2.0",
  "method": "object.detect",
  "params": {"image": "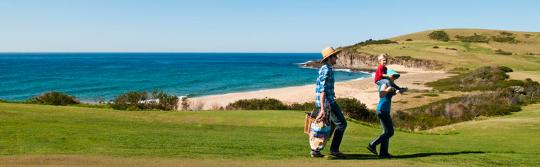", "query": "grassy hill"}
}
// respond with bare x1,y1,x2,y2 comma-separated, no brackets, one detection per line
345,29,540,75
1,102,540,166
